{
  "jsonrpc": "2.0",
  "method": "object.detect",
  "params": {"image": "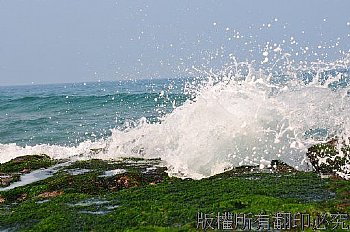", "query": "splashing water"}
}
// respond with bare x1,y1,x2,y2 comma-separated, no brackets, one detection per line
99,57,350,178
1,56,350,179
